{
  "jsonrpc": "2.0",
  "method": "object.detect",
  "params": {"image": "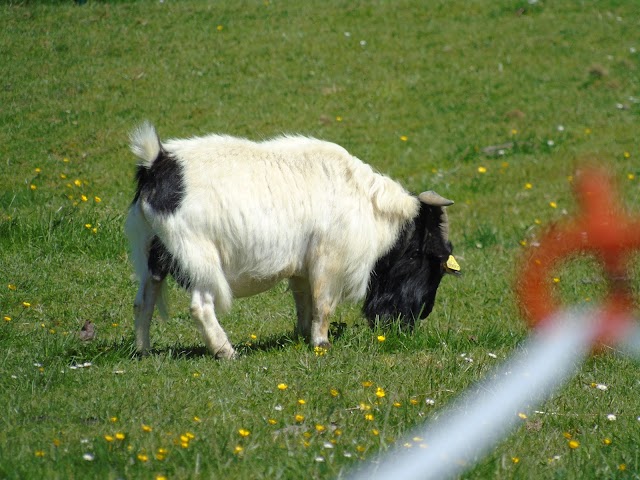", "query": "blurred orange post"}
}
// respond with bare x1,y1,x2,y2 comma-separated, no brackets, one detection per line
517,168,640,348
